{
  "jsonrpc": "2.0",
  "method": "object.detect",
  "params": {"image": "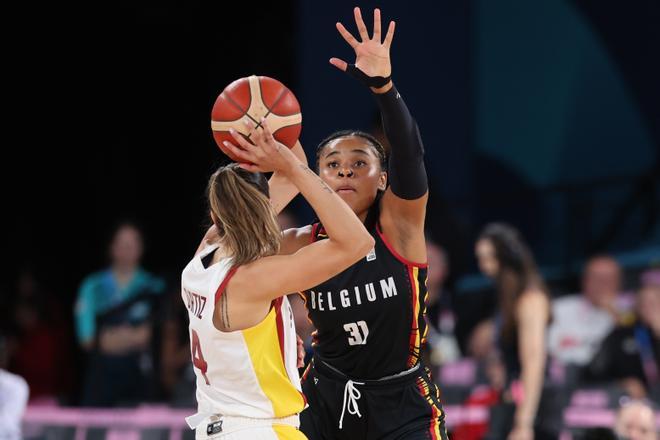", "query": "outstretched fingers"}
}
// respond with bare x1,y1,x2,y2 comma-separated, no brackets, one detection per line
336,22,359,49
222,139,253,163
384,20,396,48
373,8,381,42
353,7,369,41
